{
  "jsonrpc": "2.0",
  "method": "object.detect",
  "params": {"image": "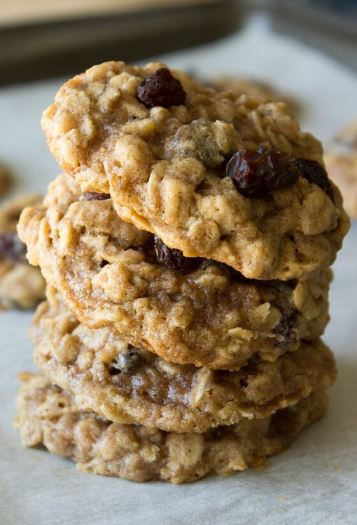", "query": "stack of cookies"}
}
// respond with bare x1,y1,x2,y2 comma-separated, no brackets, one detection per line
15,62,349,484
